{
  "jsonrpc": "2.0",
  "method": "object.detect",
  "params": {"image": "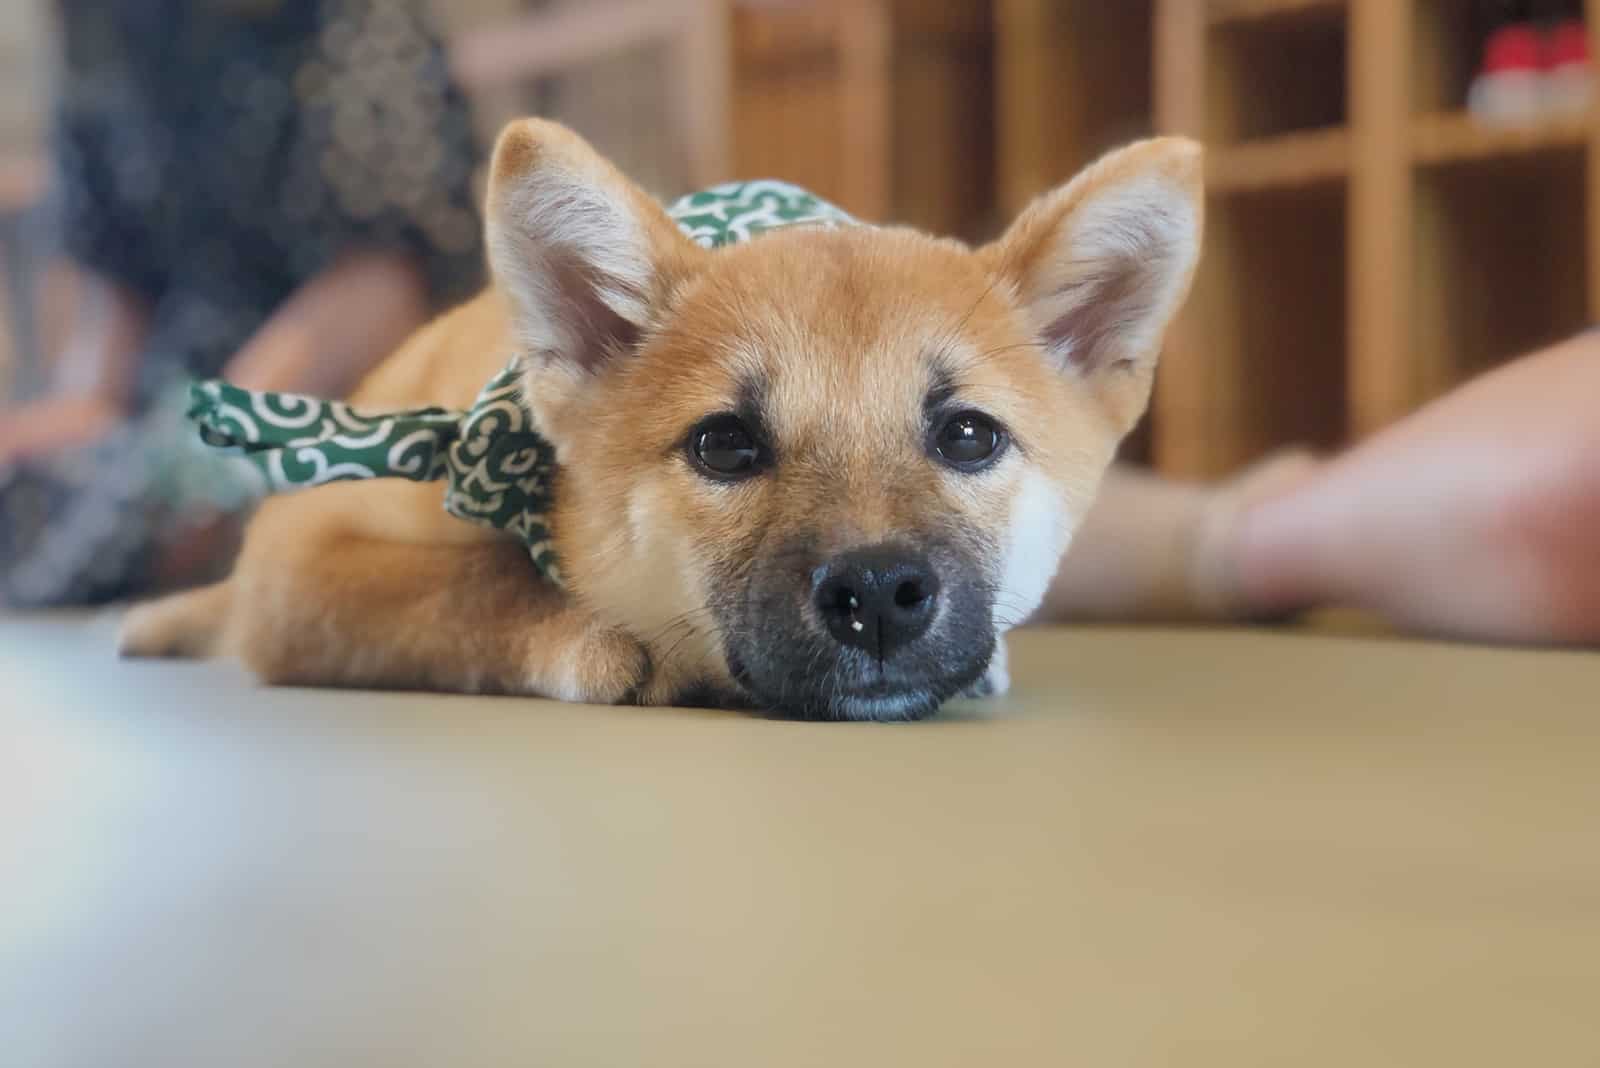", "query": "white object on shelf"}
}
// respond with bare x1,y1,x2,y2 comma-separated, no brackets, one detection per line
1467,23,1547,126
